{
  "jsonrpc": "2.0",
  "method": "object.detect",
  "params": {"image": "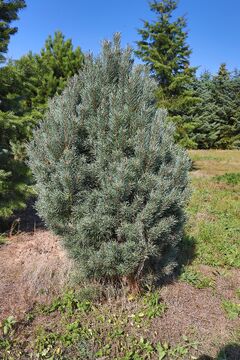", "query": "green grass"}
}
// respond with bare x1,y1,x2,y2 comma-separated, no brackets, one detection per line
180,267,214,289
186,170,240,268
0,234,7,246
214,172,240,185
222,299,240,320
